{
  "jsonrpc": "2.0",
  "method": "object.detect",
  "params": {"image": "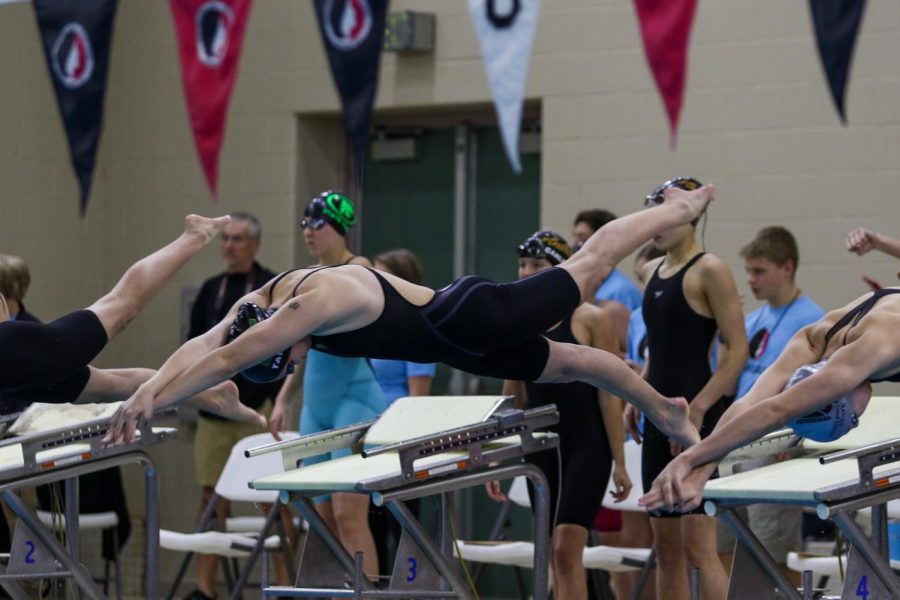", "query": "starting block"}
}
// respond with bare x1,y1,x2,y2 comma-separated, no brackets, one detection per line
246,395,560,599
0,403,176,599
706,396,900,600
